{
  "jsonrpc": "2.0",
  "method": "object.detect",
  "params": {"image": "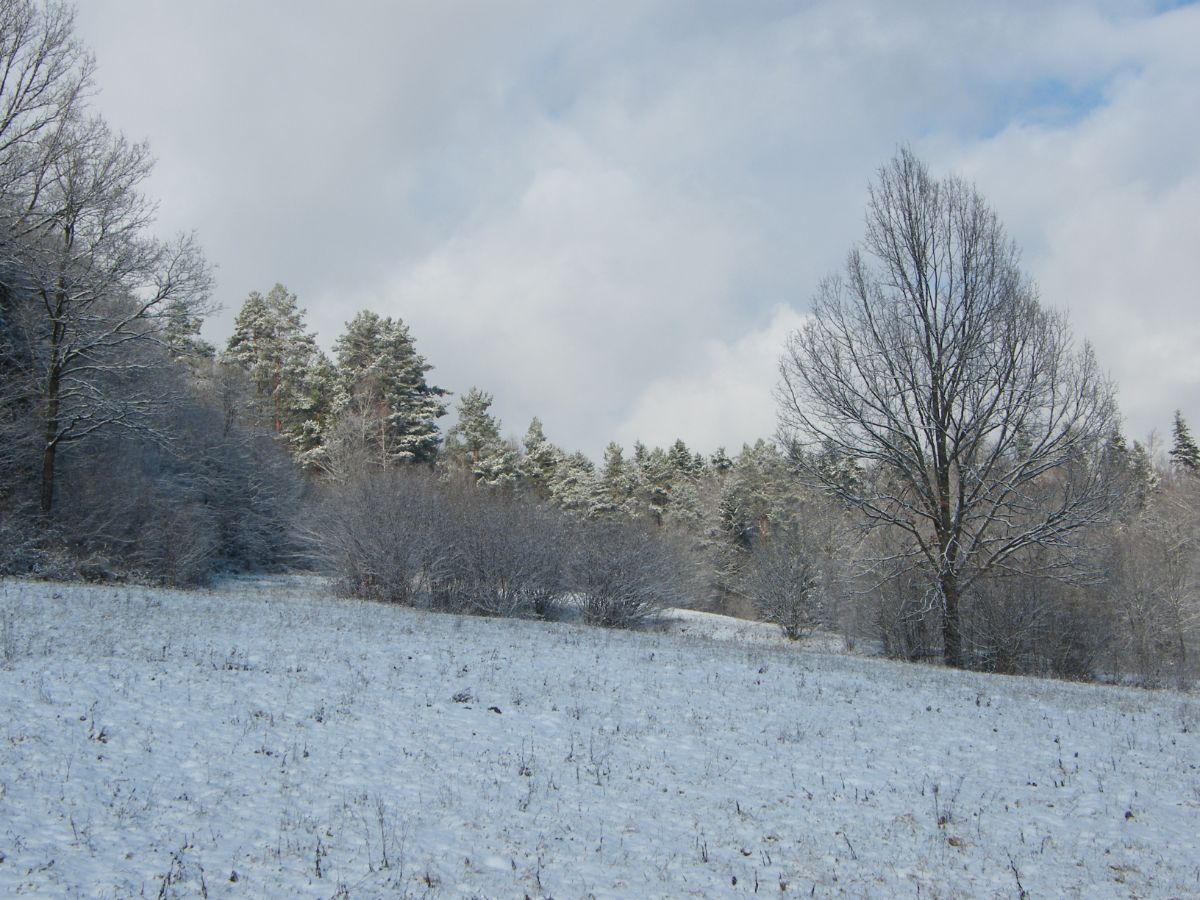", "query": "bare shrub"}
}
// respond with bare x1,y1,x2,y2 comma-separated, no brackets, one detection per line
963,574,1114,678
428,484,568,619
309,469,441,605
570,521,690,628
132,501,219,587
871,566,942,662
0,499,40,576
739,530,821,640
